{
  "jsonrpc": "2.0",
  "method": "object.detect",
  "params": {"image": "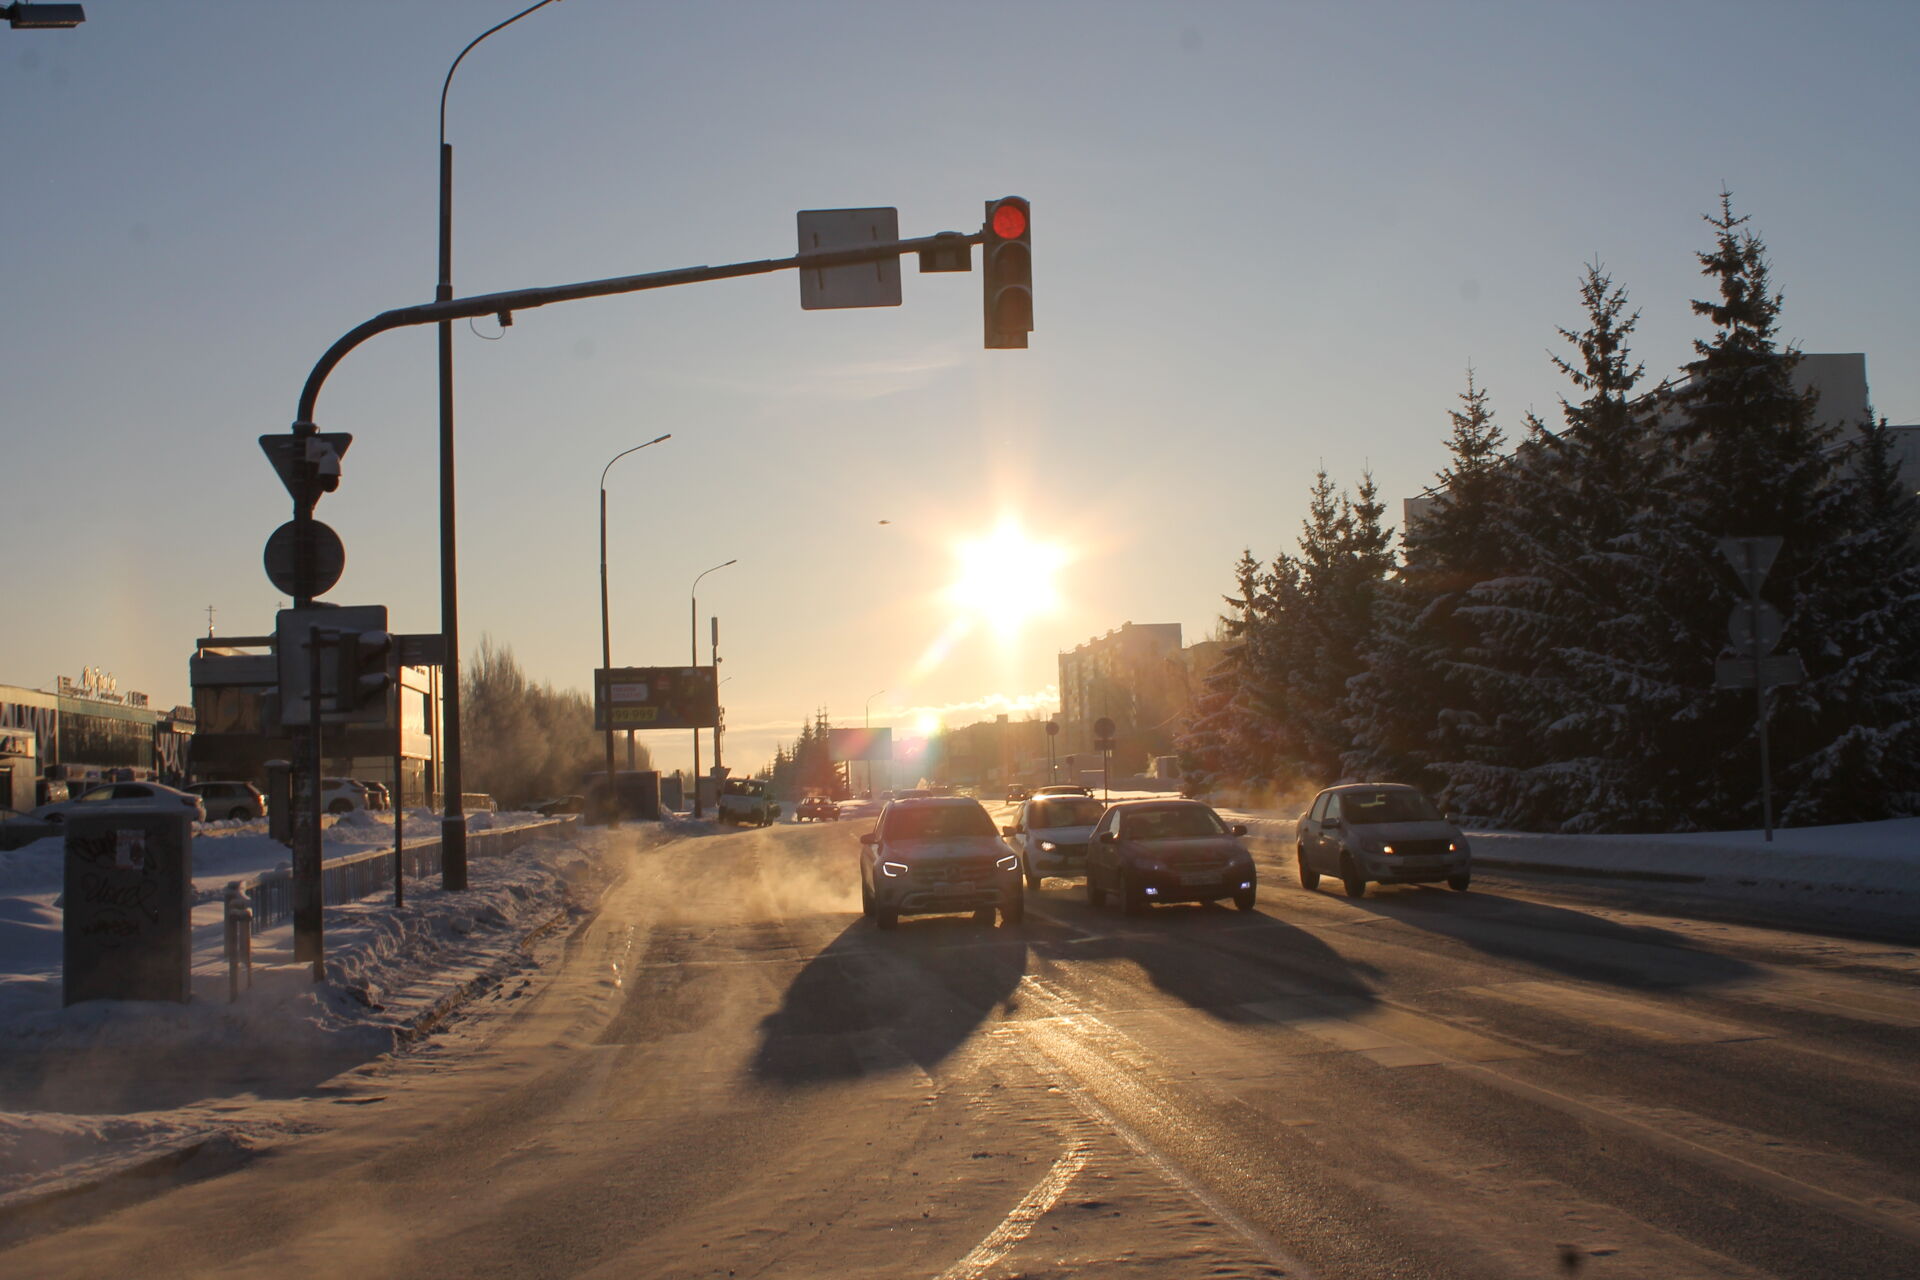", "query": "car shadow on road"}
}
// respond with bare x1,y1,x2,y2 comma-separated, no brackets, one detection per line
1341,882,1760,991
748,914,1049,1087
1028,891,1384,1022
